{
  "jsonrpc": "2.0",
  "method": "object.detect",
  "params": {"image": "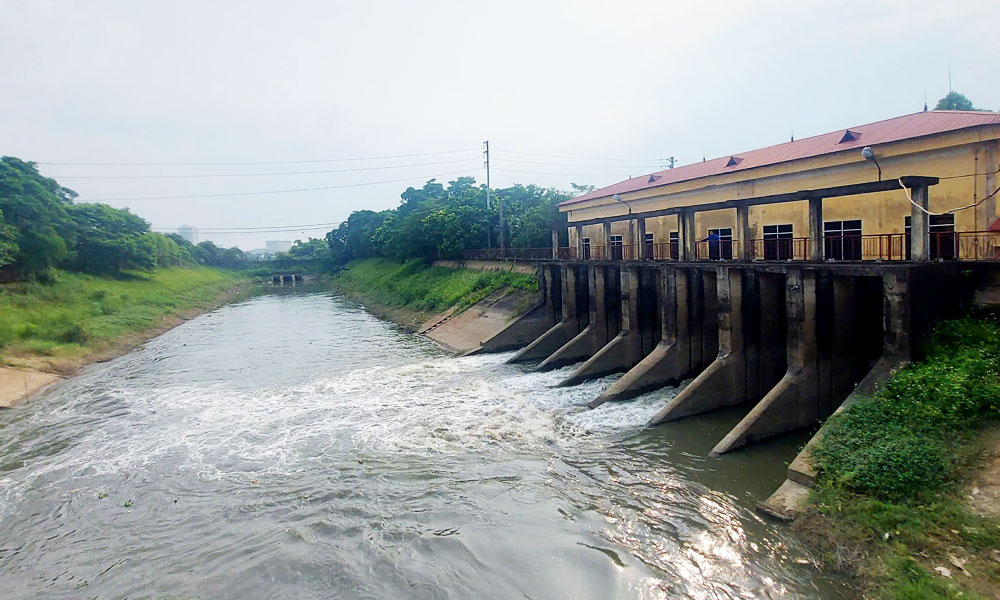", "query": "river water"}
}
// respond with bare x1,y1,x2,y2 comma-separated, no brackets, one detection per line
0,288,852,599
